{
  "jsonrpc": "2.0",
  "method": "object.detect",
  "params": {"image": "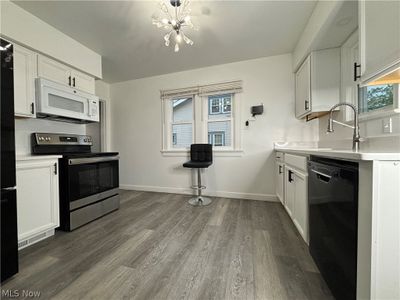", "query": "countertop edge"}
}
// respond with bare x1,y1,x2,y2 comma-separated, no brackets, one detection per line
16,155,63,161
274,148,400,161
